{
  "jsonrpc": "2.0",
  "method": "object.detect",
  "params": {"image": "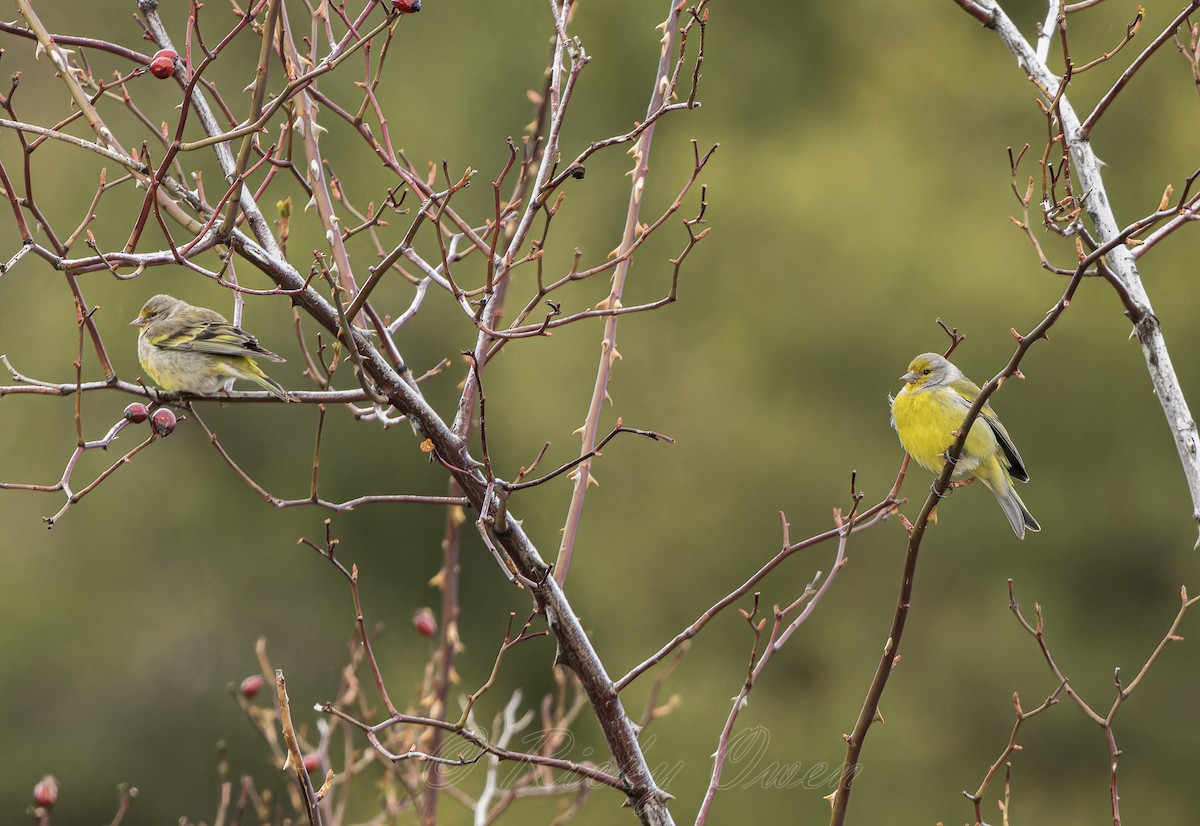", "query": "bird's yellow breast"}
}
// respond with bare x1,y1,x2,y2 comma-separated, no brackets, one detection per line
891,386,997,475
